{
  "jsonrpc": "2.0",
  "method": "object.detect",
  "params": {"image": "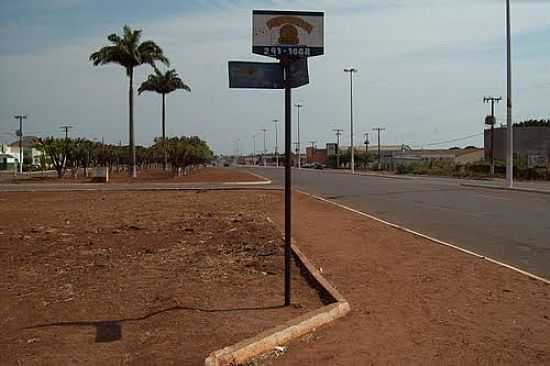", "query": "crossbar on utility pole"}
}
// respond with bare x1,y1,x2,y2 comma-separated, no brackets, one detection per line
14,115,27,174
373,127,385,170
60,125,73,140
